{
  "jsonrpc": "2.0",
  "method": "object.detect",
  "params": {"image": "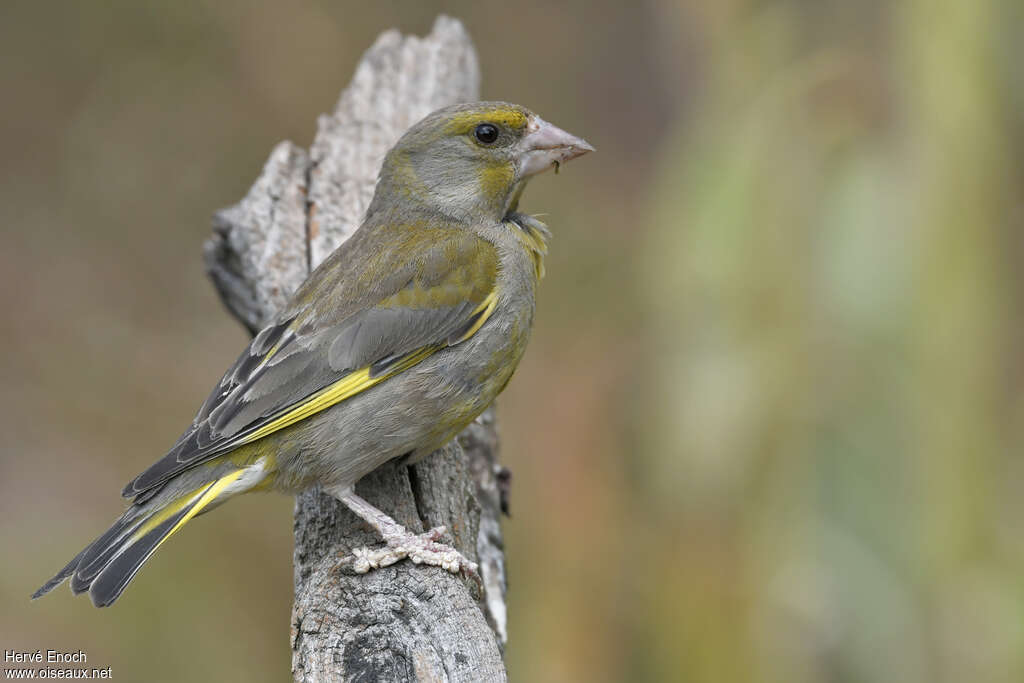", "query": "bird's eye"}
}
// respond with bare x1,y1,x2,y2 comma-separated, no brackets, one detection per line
474,123,499,145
